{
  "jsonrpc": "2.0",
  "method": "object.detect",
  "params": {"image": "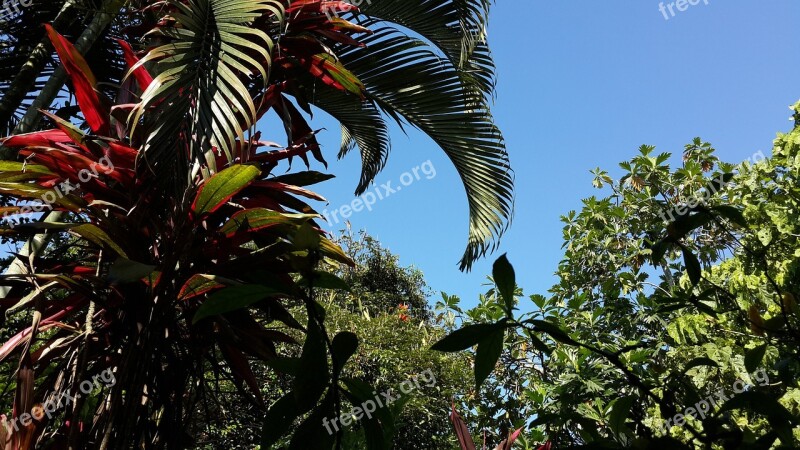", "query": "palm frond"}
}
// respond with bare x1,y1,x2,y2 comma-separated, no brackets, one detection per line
333,26,513,270
358,0,495,96
131,0,284,184
289,83,391,194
